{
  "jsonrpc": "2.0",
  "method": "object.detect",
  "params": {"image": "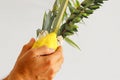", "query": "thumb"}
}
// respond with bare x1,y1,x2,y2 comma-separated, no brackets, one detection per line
22,38,35,52
19,38,35,58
